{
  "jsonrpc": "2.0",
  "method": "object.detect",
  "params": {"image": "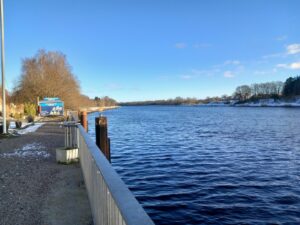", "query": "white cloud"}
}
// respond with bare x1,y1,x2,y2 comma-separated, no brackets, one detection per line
276,64,288,68
262,43,300,60
105,83,122,90
180,75,193,80
287,44,300,55
276,61,300,70
213,60,241,68
193,43,211,48
254,69,278,75
178,68,219,80
175,43,187,49
254,70,268,75
224,71,235,78
191,69,205,75
290,62,300,69
262,53,283,59
276,35,287,41
191,68,220,76
224,60,240,65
